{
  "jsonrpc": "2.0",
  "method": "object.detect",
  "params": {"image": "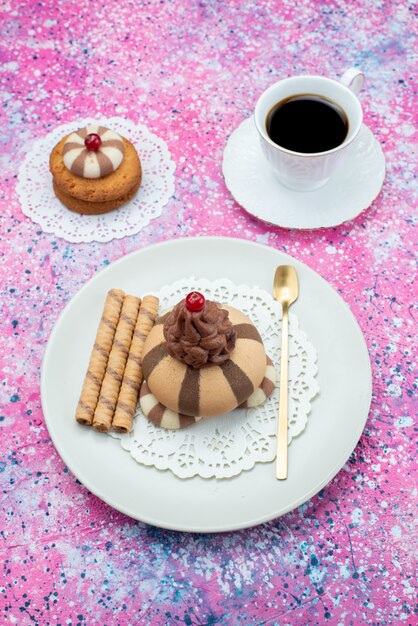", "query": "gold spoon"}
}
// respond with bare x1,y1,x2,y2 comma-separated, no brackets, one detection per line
273,265,299,480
